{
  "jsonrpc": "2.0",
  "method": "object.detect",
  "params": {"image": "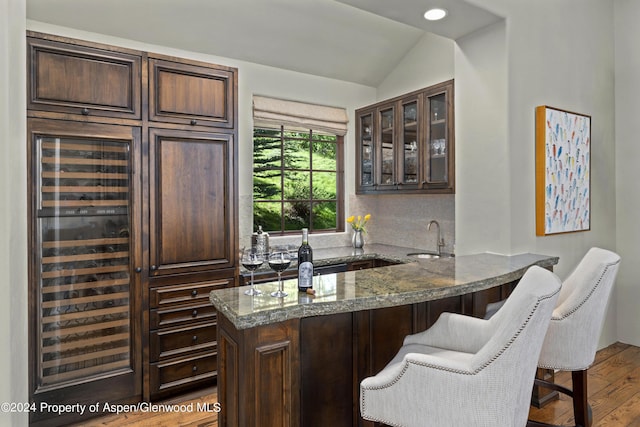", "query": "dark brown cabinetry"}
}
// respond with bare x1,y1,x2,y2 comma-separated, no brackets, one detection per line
148,129,235,276
148,278,231,399
149,57,235,129
28,36,142,120
356,80,455,194
144,62,238,400
27,31,238,425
